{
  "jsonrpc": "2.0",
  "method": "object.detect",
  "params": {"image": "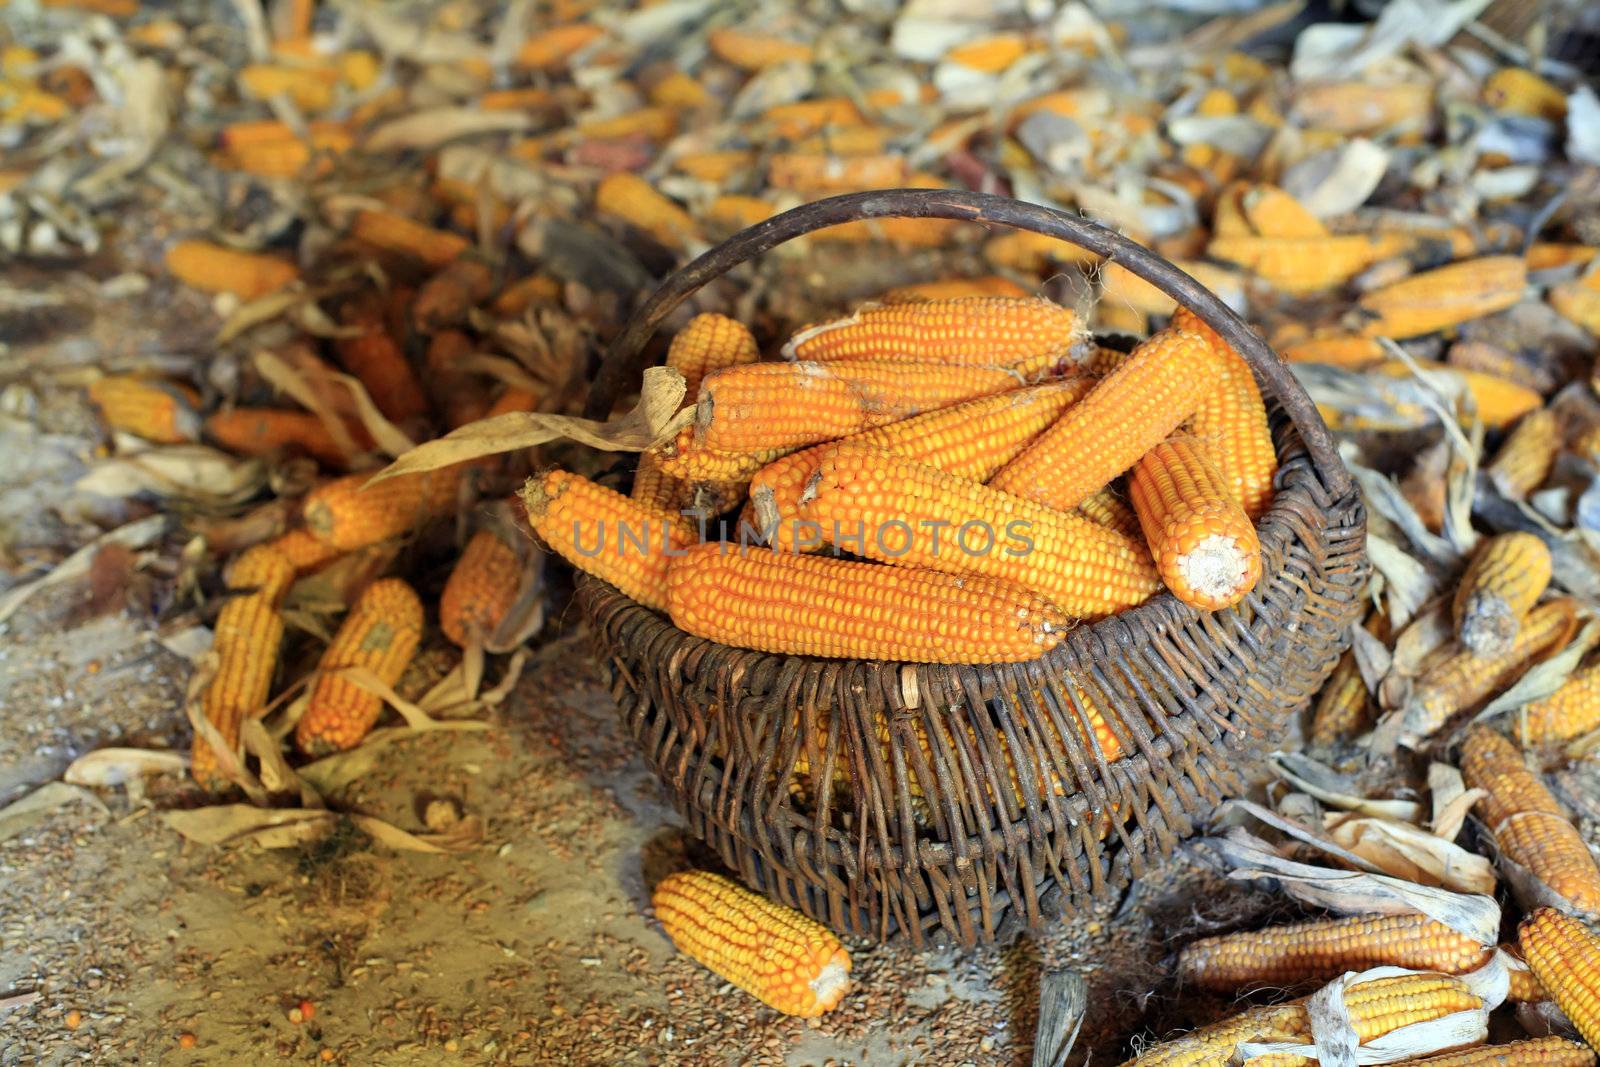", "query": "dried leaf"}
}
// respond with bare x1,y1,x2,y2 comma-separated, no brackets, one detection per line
366,109,535,152
63,748,187,787
1324,812,1497,895
76,446,267,505
1271,752,1422,821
